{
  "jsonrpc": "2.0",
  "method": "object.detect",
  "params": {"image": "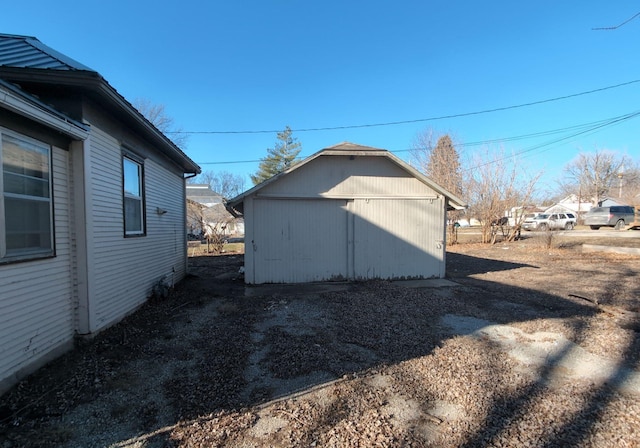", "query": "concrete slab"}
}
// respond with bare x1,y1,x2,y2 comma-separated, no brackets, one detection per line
393,278,459,288
244,282,352,298
244,278,458,298
582,244,640,256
